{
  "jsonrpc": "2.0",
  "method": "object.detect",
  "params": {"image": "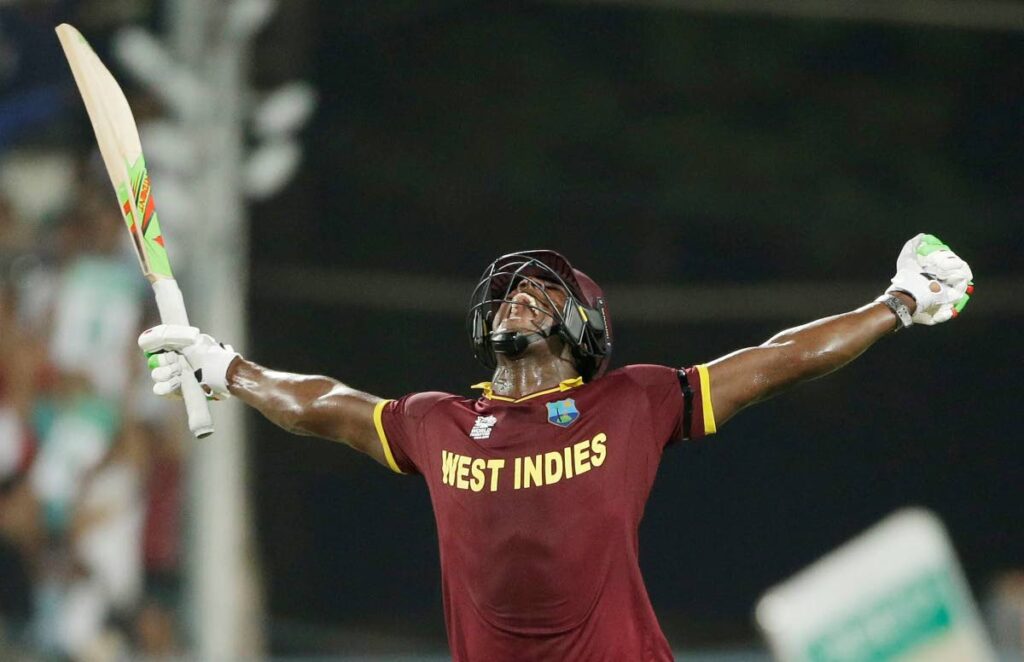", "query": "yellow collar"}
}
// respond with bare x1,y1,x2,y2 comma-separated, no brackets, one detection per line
472,377,583,403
